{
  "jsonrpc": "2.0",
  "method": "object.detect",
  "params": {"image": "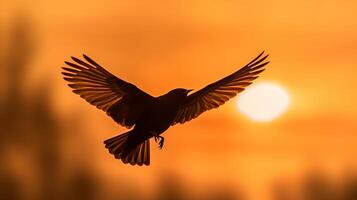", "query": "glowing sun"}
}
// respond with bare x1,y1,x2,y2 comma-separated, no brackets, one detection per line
237,82,290,122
